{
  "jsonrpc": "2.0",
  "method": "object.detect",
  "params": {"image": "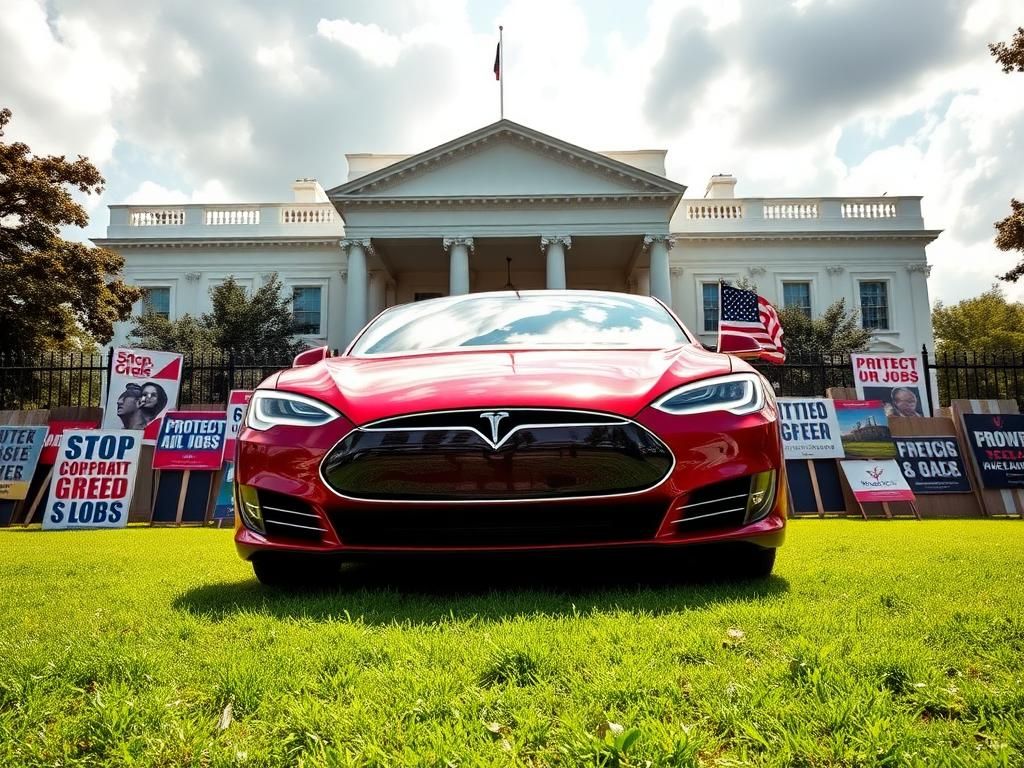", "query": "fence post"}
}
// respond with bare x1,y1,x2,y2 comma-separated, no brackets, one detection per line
104,347,114,408
921,343,935,415
227,350,236,403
